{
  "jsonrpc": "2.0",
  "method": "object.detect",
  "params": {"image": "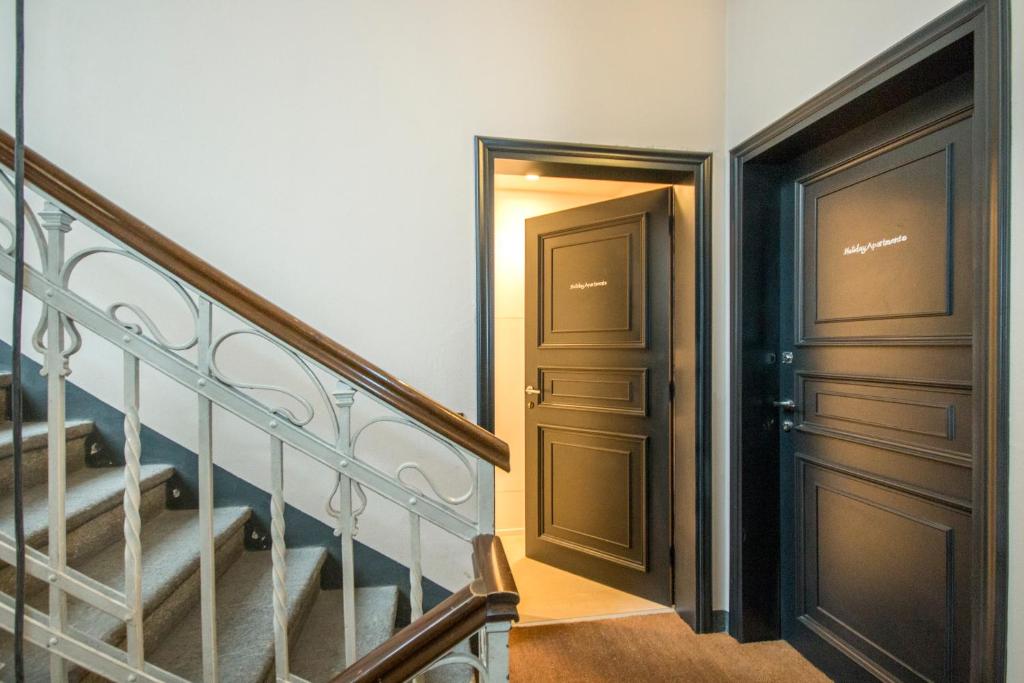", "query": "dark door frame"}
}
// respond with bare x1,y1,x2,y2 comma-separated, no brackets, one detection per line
474,136,714,631
729,0,1010,679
